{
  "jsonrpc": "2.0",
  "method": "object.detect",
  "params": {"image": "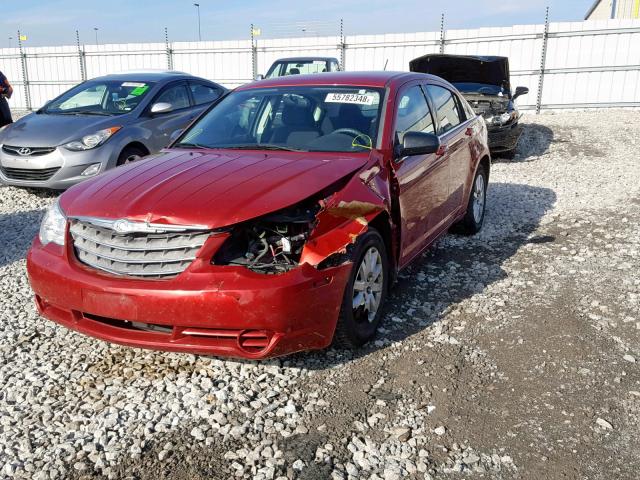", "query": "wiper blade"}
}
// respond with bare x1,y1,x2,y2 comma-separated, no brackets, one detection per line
51,110,112,116
173,142,209,149
226,144,306,152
